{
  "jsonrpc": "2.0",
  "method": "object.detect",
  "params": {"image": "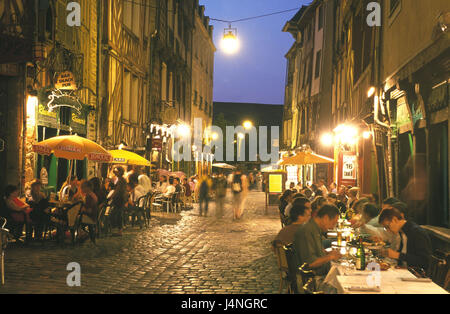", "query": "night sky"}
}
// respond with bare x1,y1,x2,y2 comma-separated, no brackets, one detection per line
199,0,309,105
